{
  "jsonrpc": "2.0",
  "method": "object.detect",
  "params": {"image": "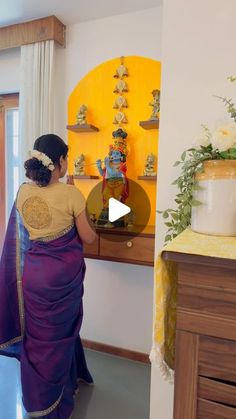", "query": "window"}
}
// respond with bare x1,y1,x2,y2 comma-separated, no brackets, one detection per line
0,93,19,250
